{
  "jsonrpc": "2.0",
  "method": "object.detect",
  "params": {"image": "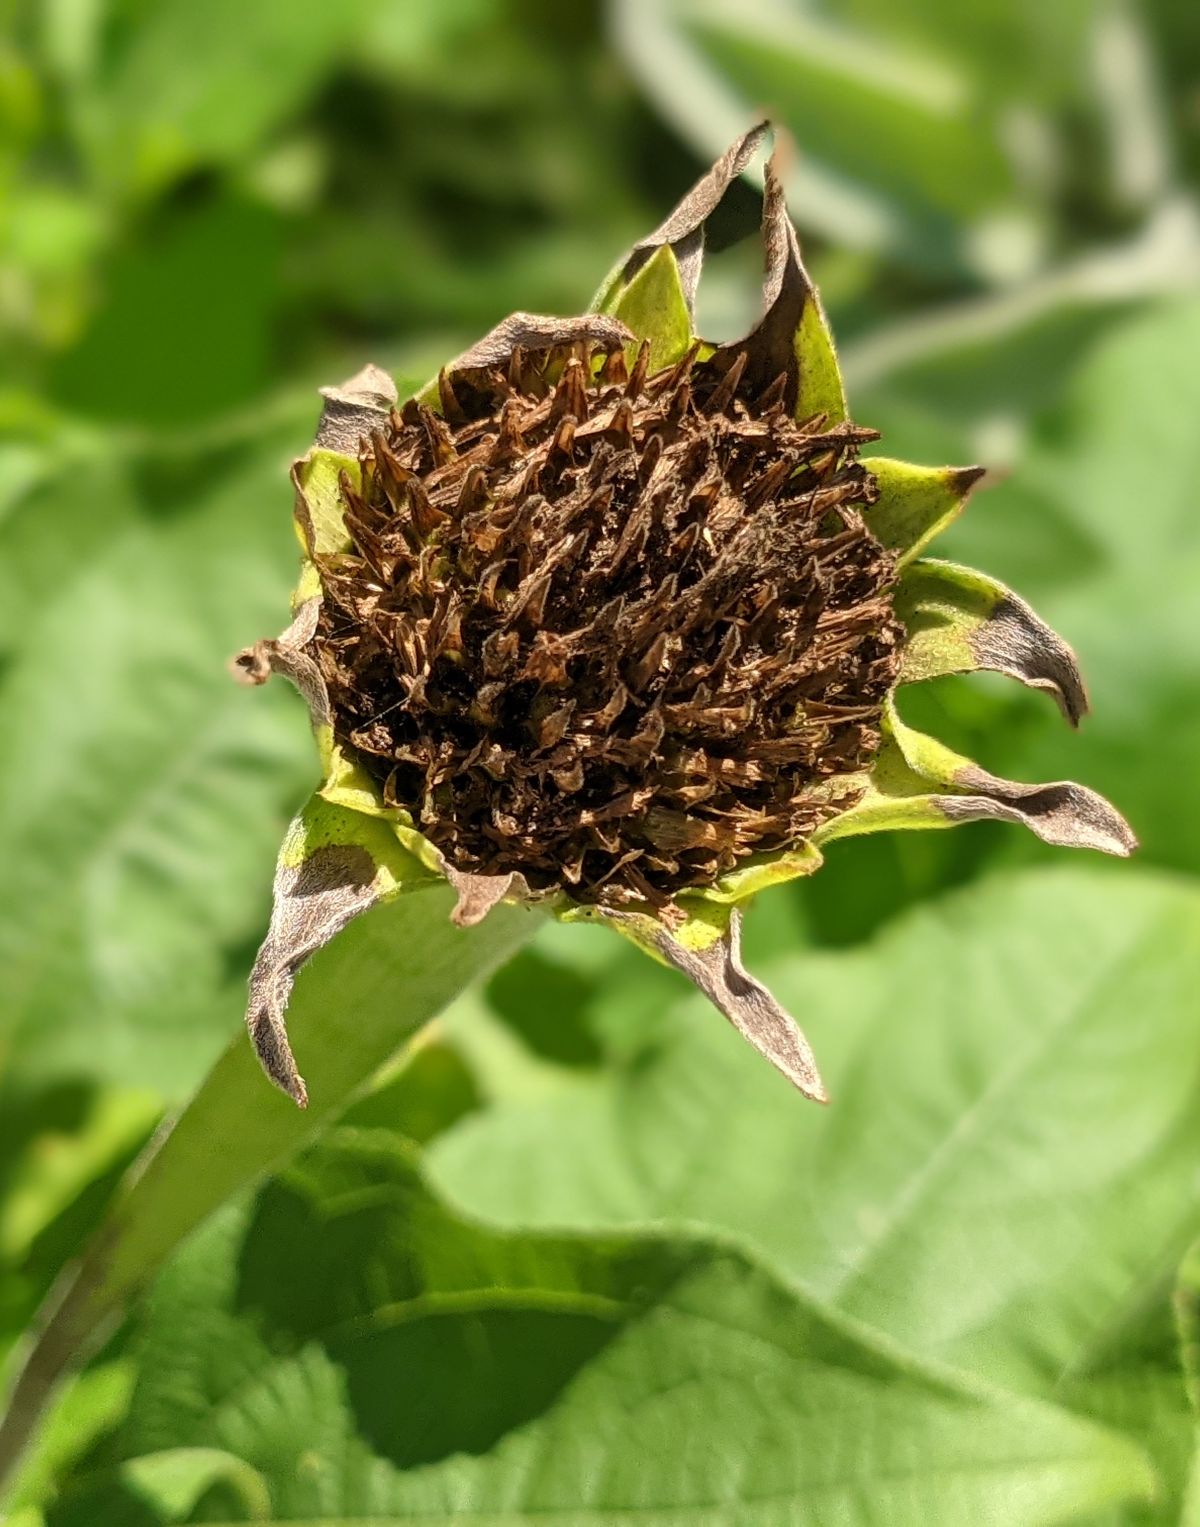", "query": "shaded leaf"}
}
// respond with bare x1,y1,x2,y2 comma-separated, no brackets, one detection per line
85,0,375,198
46,1130,1155,1525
